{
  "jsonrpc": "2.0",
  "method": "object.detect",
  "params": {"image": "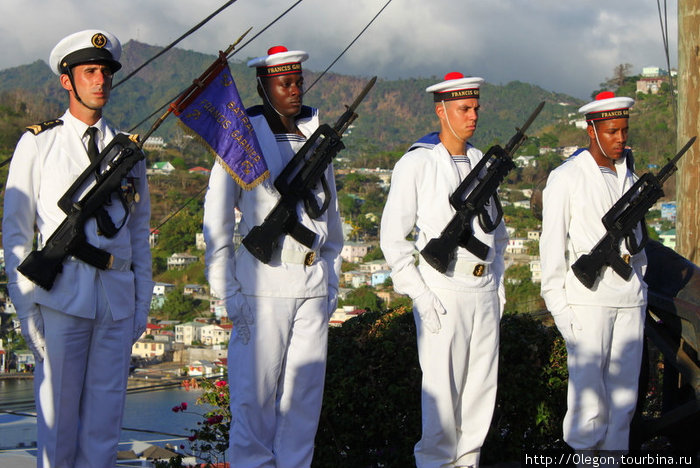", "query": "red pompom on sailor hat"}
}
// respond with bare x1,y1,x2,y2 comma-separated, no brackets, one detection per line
579,91,634,122
49,29,122,75
247,45,308,77
426,72,484,102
